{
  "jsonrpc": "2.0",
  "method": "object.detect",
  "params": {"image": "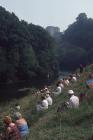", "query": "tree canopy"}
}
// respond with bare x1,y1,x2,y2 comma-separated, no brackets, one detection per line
0,6,58,83
0,6,93,82
57,13,93,70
